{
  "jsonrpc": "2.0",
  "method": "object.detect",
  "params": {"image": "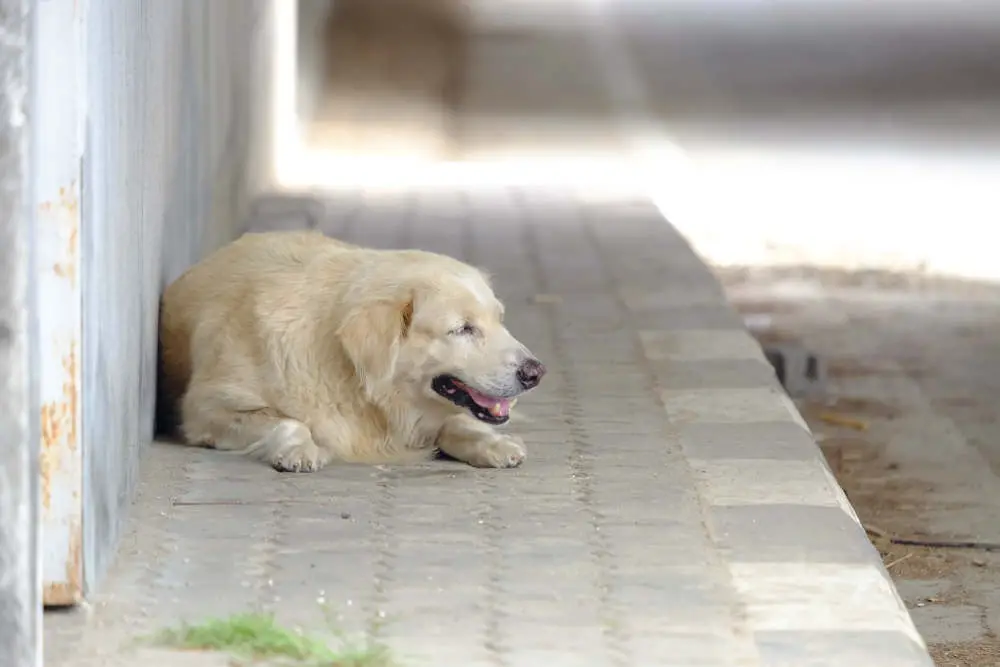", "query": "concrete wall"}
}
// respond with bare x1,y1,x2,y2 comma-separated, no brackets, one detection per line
77,0,277,593
0,0,41,662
